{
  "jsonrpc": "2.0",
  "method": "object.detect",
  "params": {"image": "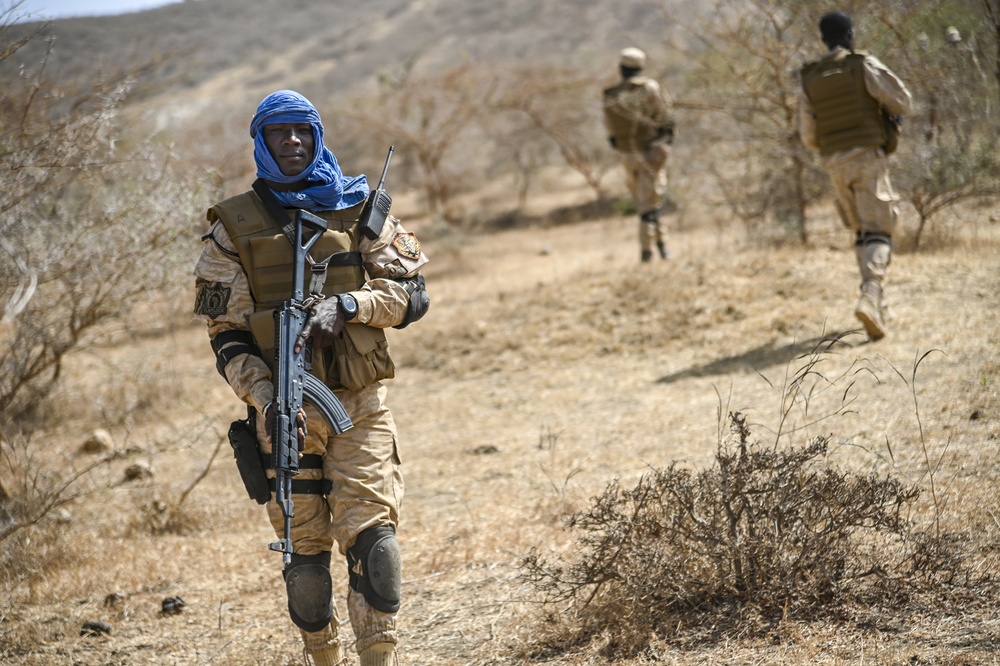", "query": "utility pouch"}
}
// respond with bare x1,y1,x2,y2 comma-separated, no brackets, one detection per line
330,323,395,391
228,408,271,505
